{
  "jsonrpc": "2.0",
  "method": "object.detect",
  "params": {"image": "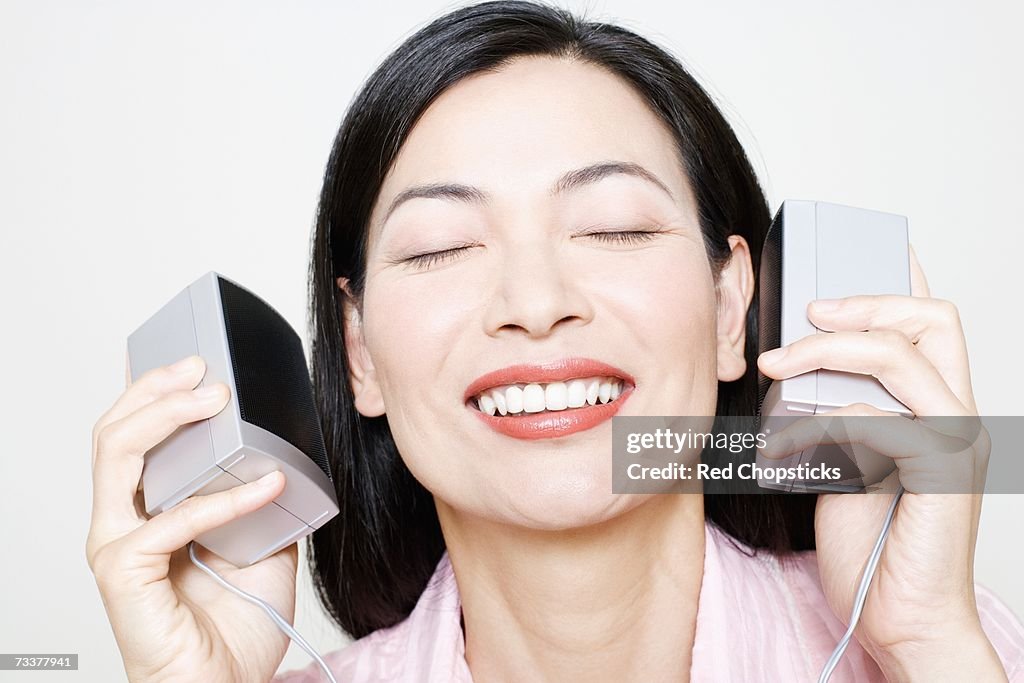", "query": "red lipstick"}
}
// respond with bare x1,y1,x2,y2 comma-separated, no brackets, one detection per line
464,357,635,440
